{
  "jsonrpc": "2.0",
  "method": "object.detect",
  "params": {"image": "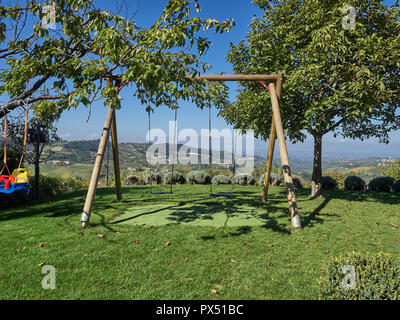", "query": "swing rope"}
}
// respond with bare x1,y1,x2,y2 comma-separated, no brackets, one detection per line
148,107,177,194
18,105,29,169
209,104,237,196
1,117,11,176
